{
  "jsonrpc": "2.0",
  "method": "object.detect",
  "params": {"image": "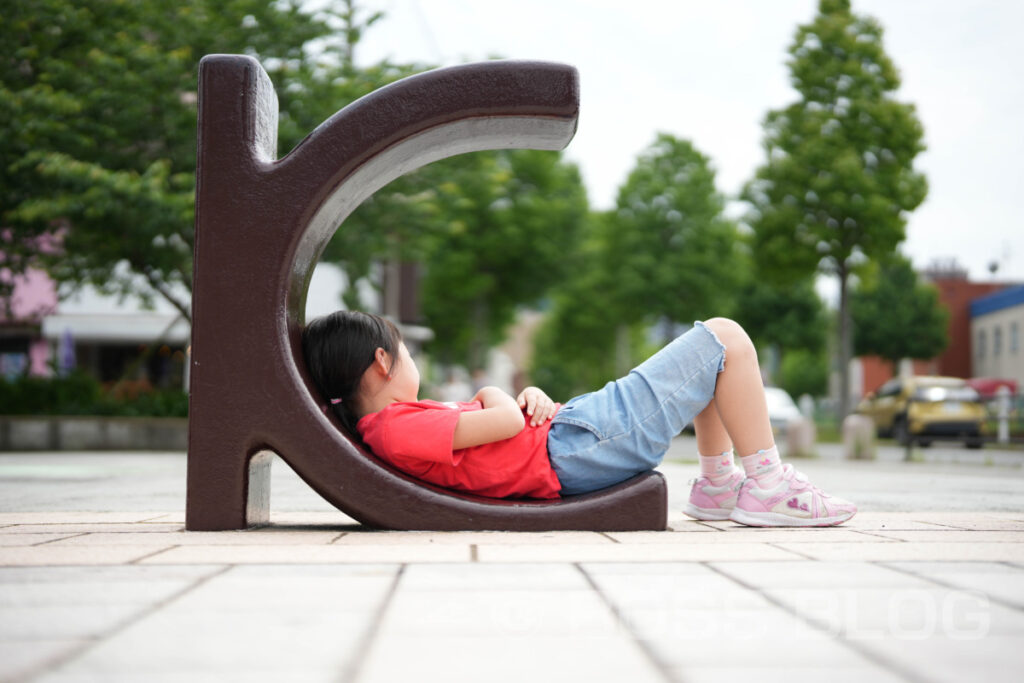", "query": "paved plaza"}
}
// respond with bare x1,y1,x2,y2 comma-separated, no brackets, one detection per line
1,438,1023,682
